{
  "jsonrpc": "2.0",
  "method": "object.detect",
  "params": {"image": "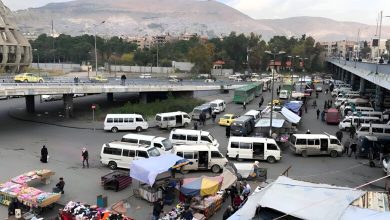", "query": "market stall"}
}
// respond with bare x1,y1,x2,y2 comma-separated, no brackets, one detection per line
130,154,189,203
101,171,132,191
11,169,55,186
